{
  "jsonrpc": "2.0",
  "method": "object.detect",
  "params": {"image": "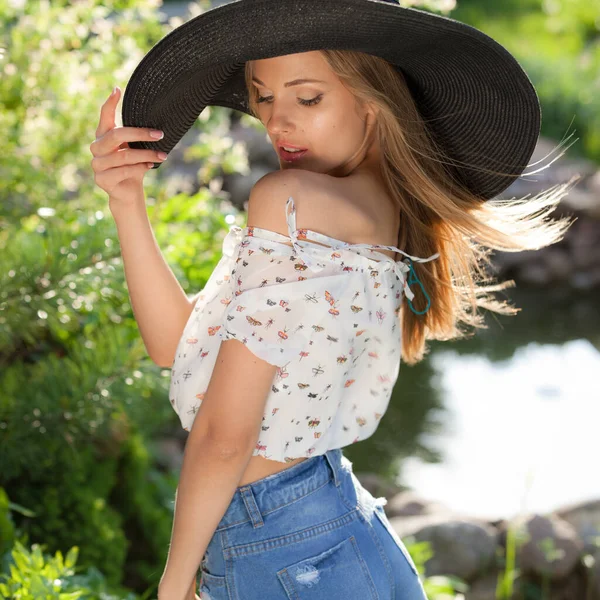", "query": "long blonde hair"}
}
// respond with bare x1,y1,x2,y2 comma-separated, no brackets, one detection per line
244,50,579,365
